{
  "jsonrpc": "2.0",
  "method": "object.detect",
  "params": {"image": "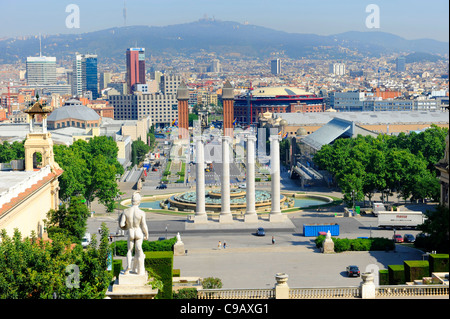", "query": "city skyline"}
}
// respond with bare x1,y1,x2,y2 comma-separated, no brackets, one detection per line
0,0,448,42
